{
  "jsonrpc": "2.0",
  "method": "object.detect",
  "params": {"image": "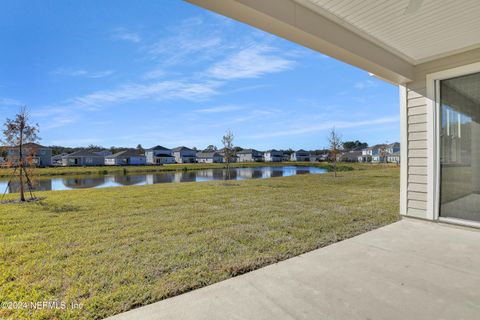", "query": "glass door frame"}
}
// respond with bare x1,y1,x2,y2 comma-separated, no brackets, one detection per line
426,62,480,226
